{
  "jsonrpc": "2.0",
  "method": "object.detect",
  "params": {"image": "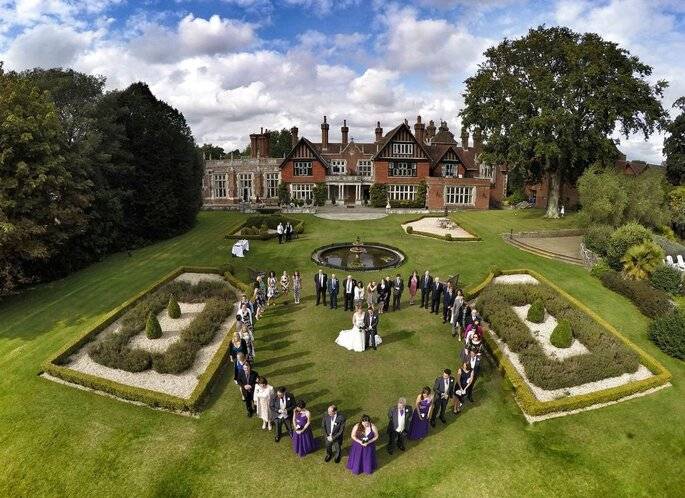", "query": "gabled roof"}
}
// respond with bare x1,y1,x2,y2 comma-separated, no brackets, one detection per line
371,122,432,160
279,137,330,169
